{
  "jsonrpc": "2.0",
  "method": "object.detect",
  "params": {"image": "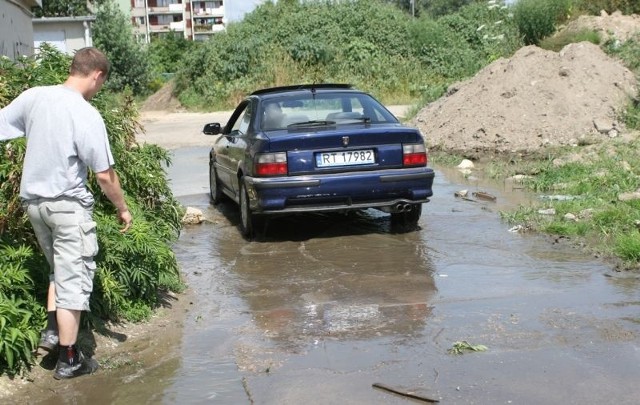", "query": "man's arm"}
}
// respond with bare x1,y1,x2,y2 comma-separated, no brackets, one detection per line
0,91,29,141
95,167,133,232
